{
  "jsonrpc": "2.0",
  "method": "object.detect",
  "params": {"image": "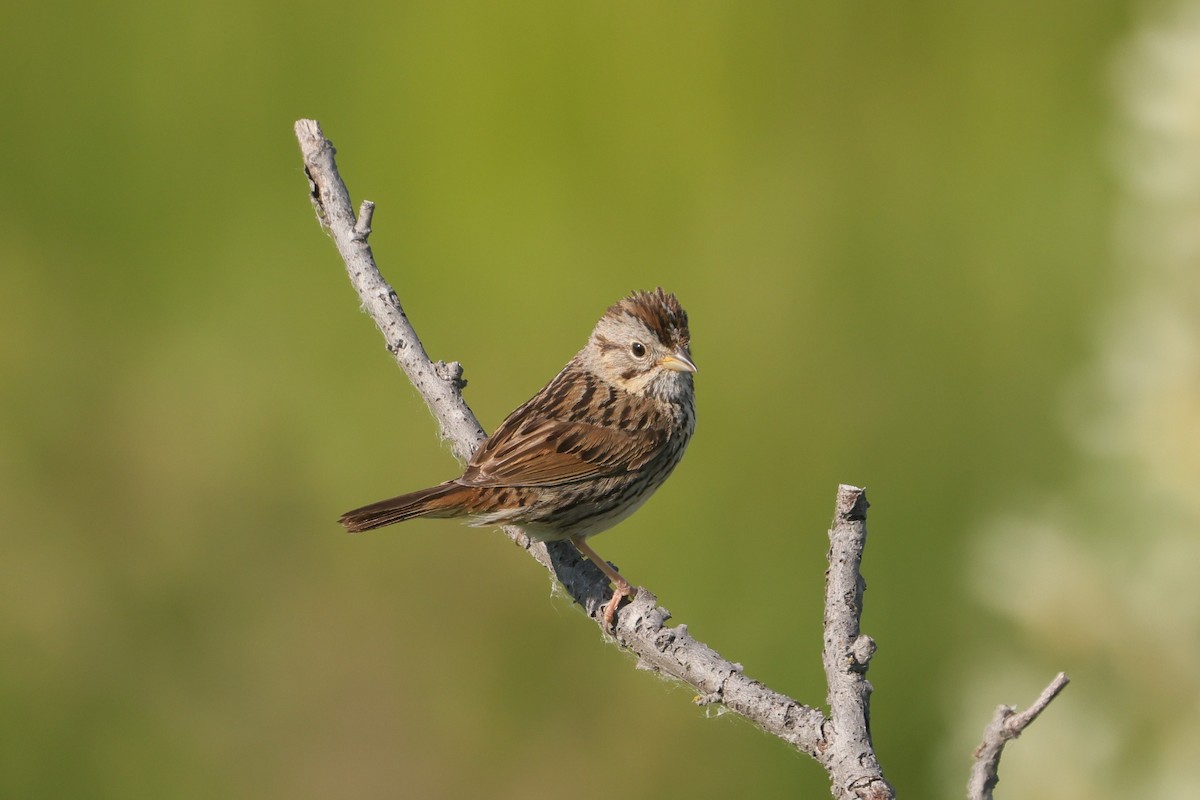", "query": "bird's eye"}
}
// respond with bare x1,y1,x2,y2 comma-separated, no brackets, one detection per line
630,342,647,358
